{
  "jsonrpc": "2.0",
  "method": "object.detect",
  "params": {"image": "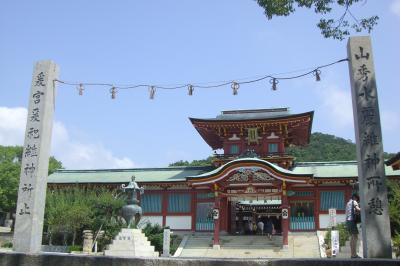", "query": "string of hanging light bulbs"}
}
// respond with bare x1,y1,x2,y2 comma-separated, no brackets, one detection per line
54,58,348,99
